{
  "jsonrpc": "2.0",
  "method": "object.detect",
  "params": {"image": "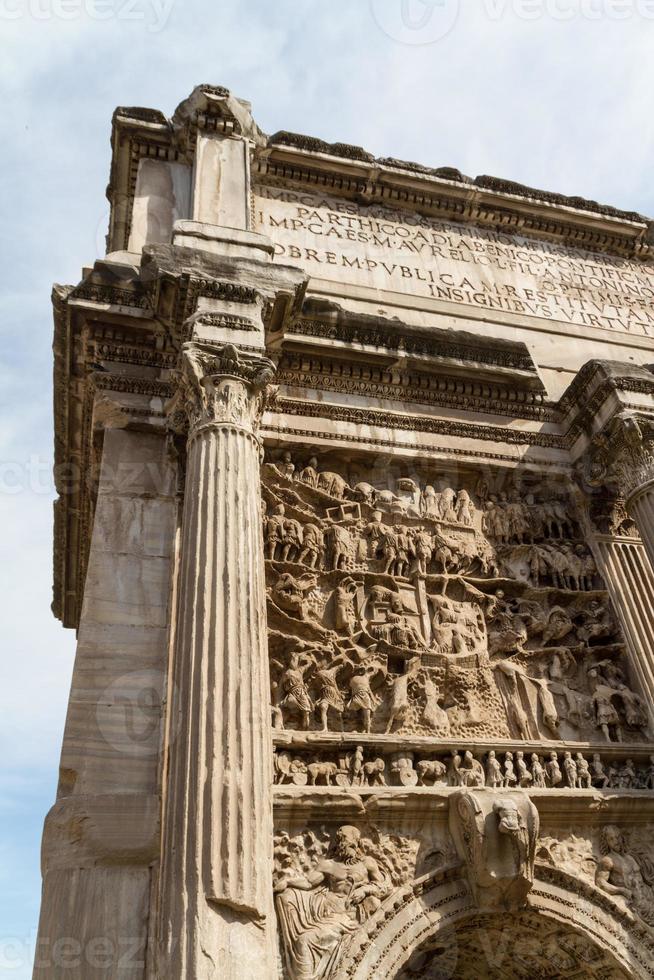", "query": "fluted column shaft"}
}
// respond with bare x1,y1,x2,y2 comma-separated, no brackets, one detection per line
158,343,275,979
590,535,654,726
627,483,654,572
586,413,654,730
